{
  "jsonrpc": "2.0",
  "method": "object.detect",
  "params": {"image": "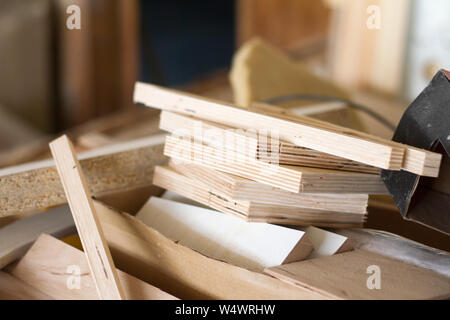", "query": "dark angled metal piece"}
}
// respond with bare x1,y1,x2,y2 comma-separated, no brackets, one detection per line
381,69,450,235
